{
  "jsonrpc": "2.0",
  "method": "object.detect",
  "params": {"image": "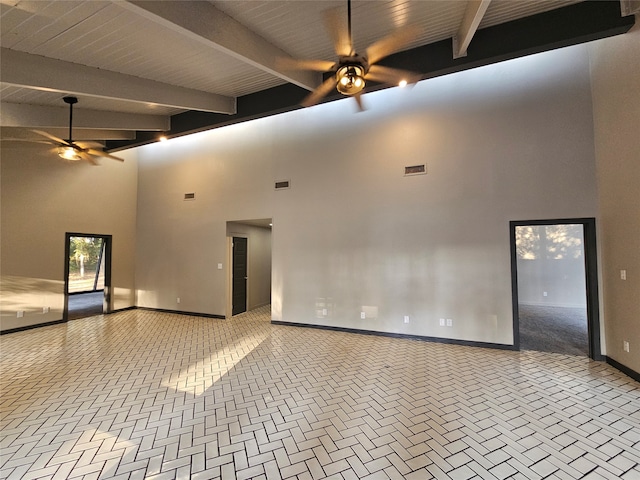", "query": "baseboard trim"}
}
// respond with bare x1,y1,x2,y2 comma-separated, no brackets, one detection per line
606,356,640,383
138,307,225,319
1,318,66,335
271,320,517,351
108,306,137,314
